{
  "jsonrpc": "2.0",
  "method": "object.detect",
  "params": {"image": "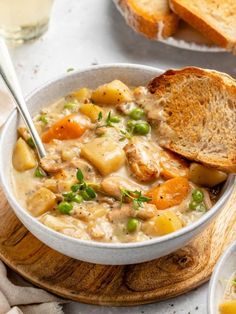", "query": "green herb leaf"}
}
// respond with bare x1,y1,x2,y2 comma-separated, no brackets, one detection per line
27,137,36,149
105,111,121,126
76,169,84,182
62,192,76,202
98,111,103,122
138,196,151,202
67,67,74,72
39,115,48,124
71,184,81,192
34,167,47,178
71,169,97,202
79,190,91,201
85,186,96,199
120,188,151,210
119,129,132,141
106,111,112,126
